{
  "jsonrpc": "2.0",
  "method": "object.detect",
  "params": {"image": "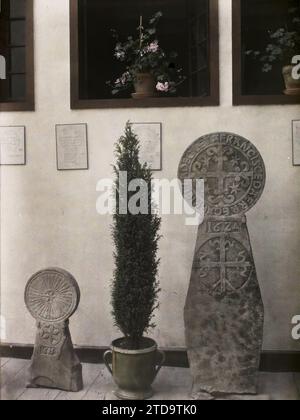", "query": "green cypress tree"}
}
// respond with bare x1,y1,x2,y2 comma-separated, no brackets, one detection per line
112,123,161,350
